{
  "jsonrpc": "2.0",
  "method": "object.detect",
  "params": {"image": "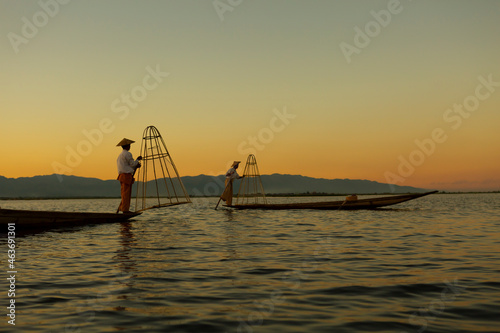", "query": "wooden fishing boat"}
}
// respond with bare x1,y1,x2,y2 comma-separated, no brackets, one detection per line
226,191,438,210
218,154,438,211
0,208,141,227
229,191,438,210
